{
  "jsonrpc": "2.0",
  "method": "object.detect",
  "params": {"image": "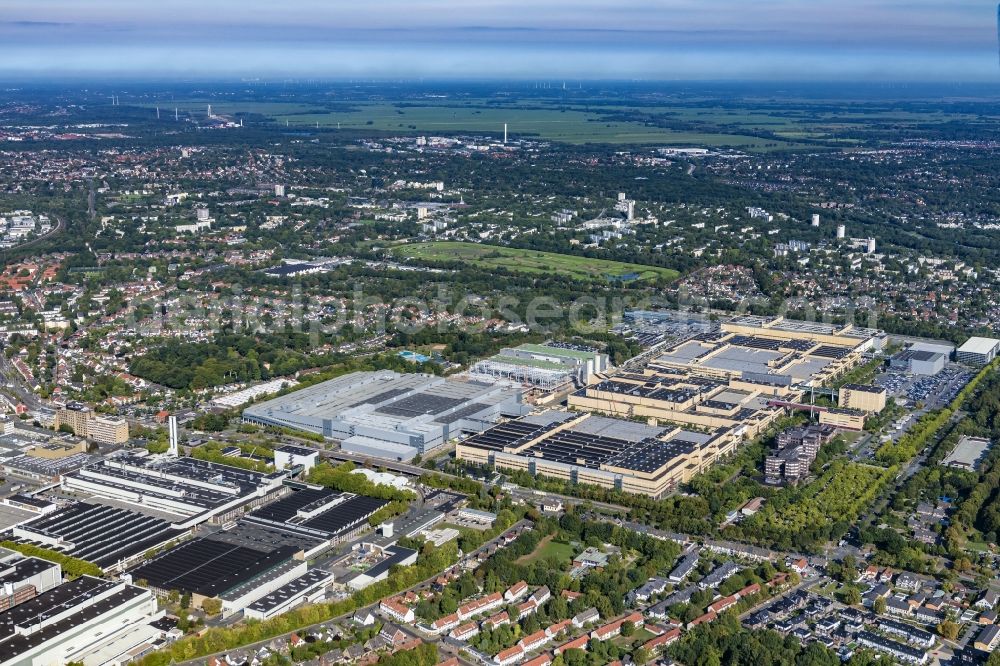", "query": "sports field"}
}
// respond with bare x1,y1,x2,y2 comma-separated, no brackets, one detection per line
394,242,679,283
